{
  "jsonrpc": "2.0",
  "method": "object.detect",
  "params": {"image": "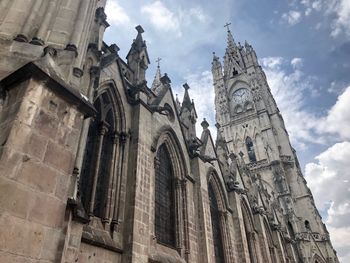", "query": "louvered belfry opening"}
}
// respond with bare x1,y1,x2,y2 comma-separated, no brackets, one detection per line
154,144,176,247
208,183,225,263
